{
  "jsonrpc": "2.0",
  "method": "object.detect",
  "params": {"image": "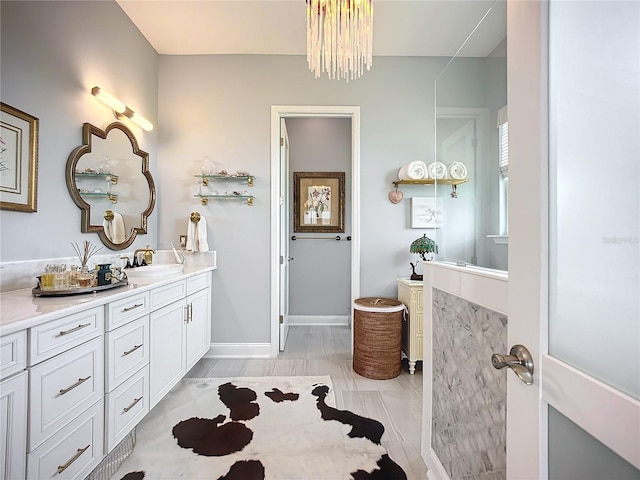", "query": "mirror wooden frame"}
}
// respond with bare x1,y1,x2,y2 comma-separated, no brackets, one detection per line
65,122,156,250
